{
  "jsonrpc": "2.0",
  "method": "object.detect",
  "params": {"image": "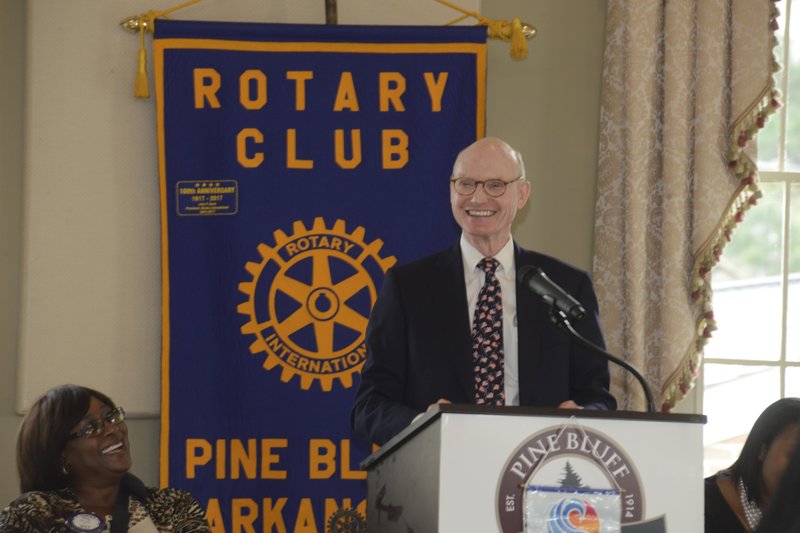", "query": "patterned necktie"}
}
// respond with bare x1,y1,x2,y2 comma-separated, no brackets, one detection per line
472,257,504,405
